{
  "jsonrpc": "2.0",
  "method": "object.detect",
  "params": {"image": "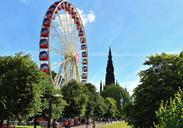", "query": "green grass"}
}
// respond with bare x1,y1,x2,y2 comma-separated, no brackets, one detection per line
97,122,131,128
15,126,41,128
